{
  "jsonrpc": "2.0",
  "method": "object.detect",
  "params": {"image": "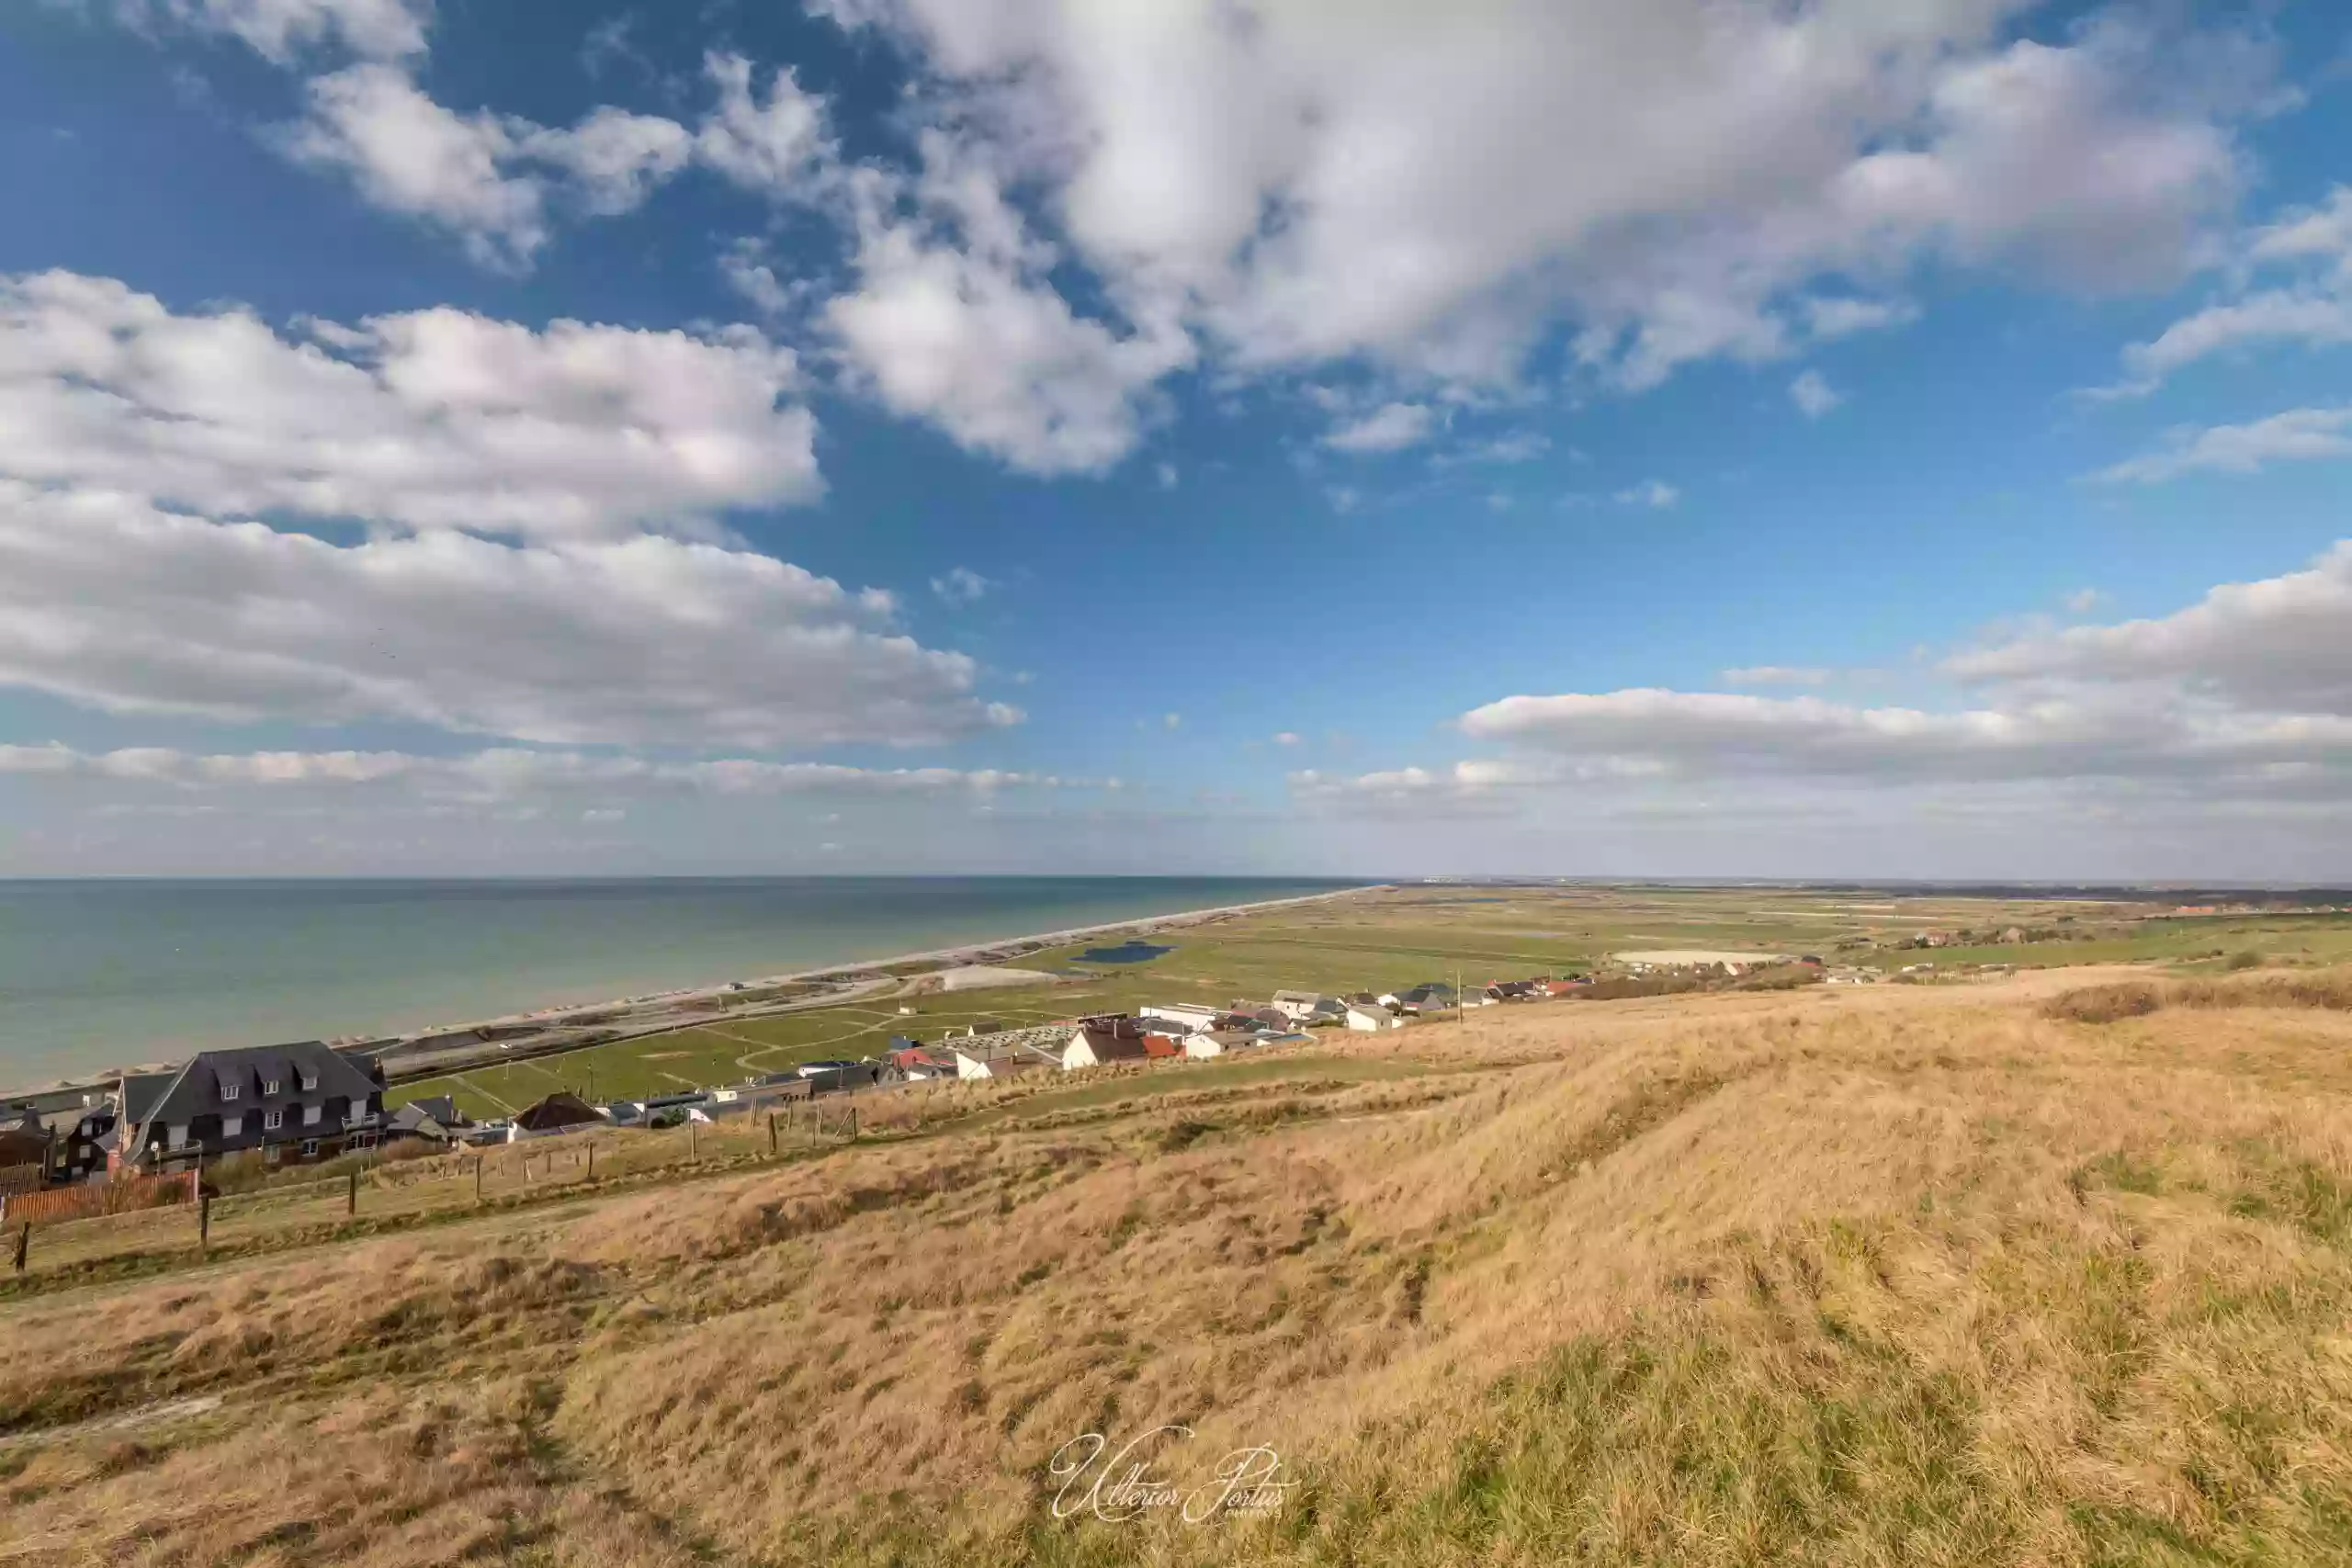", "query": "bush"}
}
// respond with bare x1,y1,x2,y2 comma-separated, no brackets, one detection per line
2226,949,2266,971
2041,982,2165,1024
